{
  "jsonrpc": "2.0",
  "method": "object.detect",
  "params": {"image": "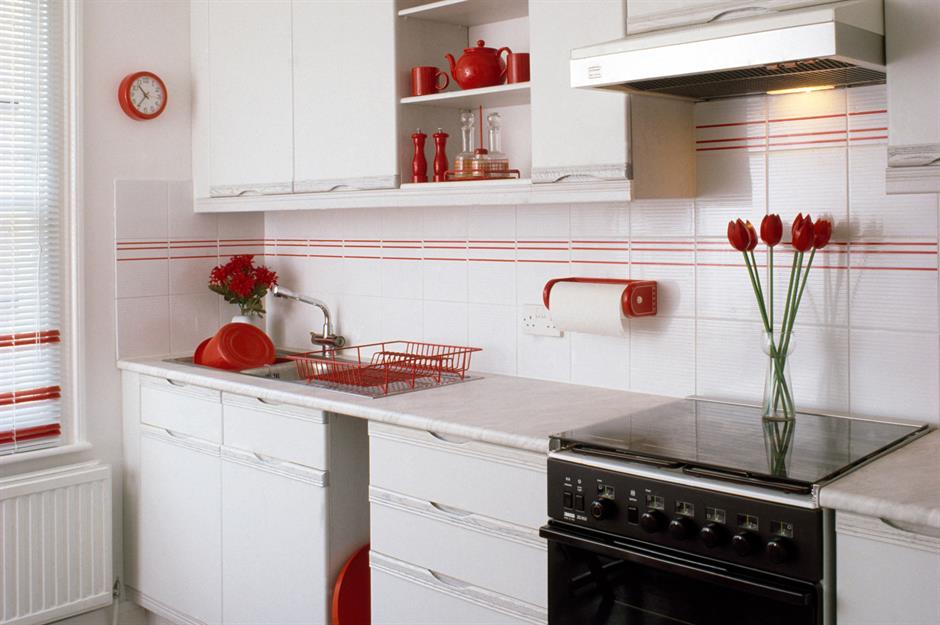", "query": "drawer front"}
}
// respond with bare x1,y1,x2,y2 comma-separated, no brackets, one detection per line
371,552,544,625
369,422,547,529
222,392,328,469
140,376,222,442
370,487,547,607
